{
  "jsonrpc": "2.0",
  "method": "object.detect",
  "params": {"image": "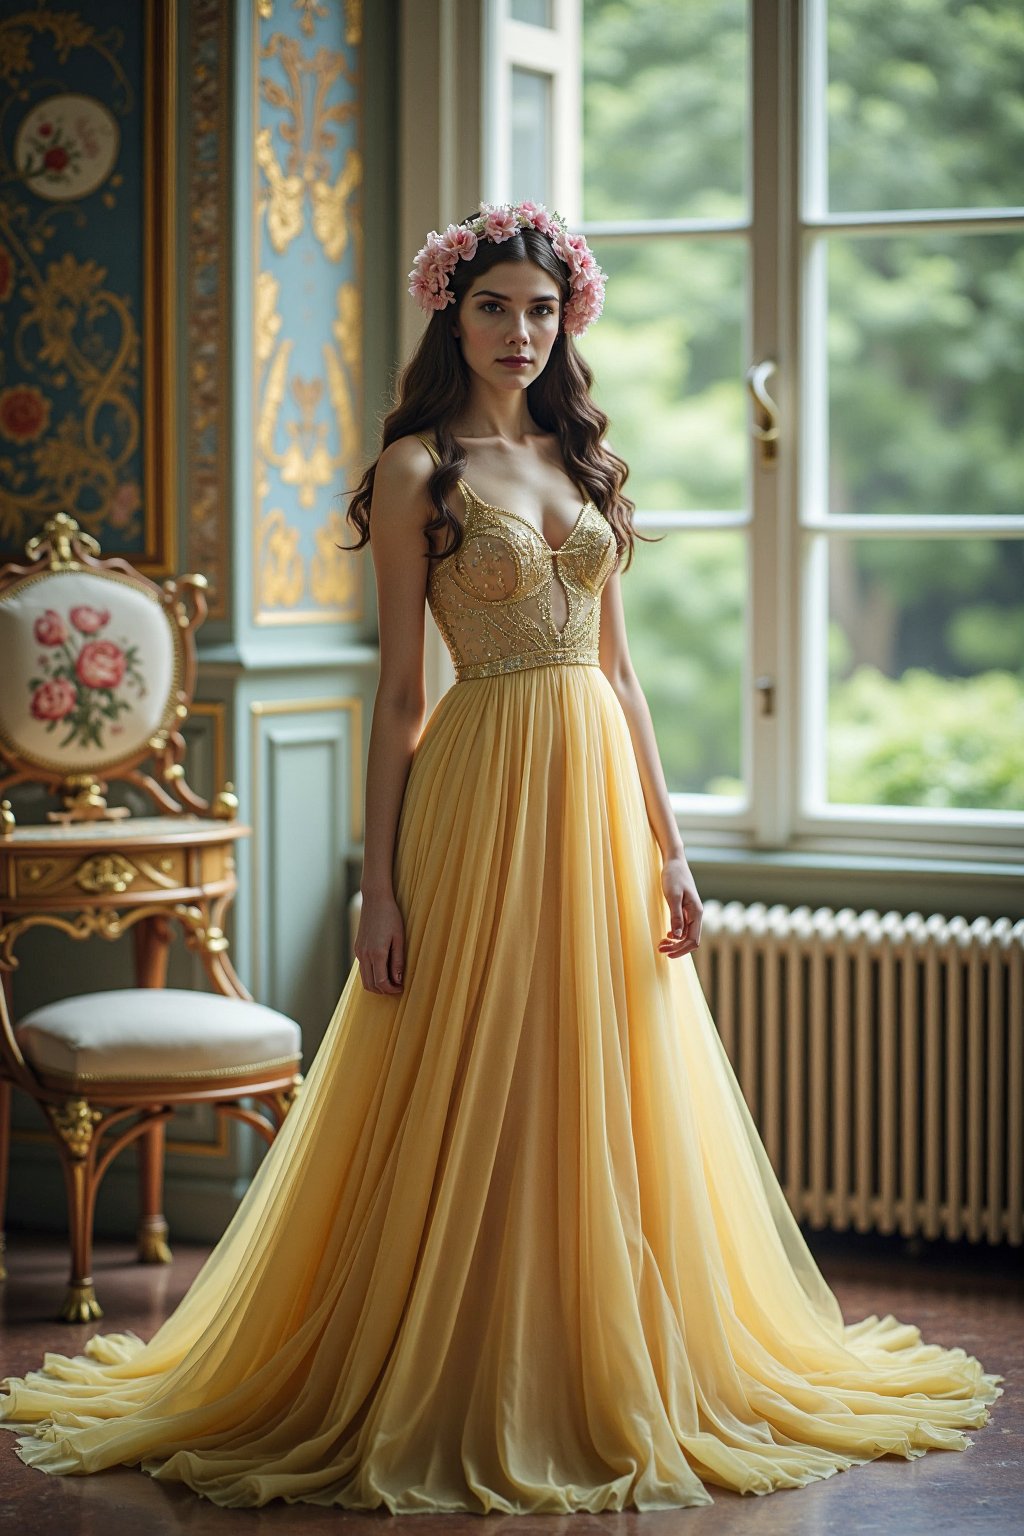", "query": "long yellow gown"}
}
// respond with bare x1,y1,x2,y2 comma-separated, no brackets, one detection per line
0,434,1003,1513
